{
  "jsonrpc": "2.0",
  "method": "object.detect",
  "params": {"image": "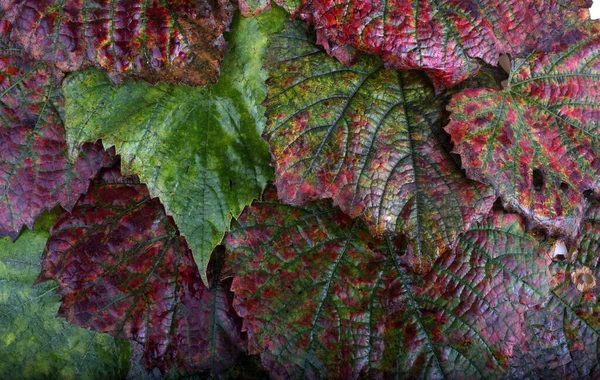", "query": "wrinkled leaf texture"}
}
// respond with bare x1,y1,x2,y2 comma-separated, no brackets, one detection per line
271,0,591,89
0,0,234,86
63,8,286,284
239,0,271,16
36,165,245,375
447,21,600,237
0,40,114,240
0,212,131,379
264,21,495,271
511,199,600,379
223,187,551,378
